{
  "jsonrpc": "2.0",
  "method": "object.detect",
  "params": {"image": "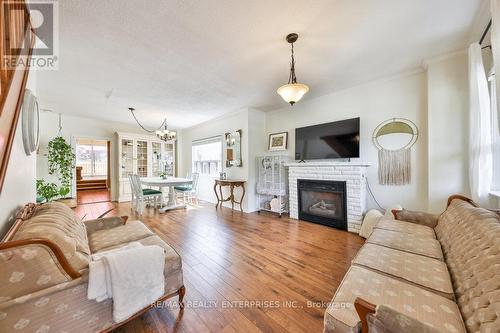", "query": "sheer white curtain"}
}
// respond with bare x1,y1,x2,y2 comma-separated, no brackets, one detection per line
468,43,492,206
490,70,500,191
492,0,500,124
